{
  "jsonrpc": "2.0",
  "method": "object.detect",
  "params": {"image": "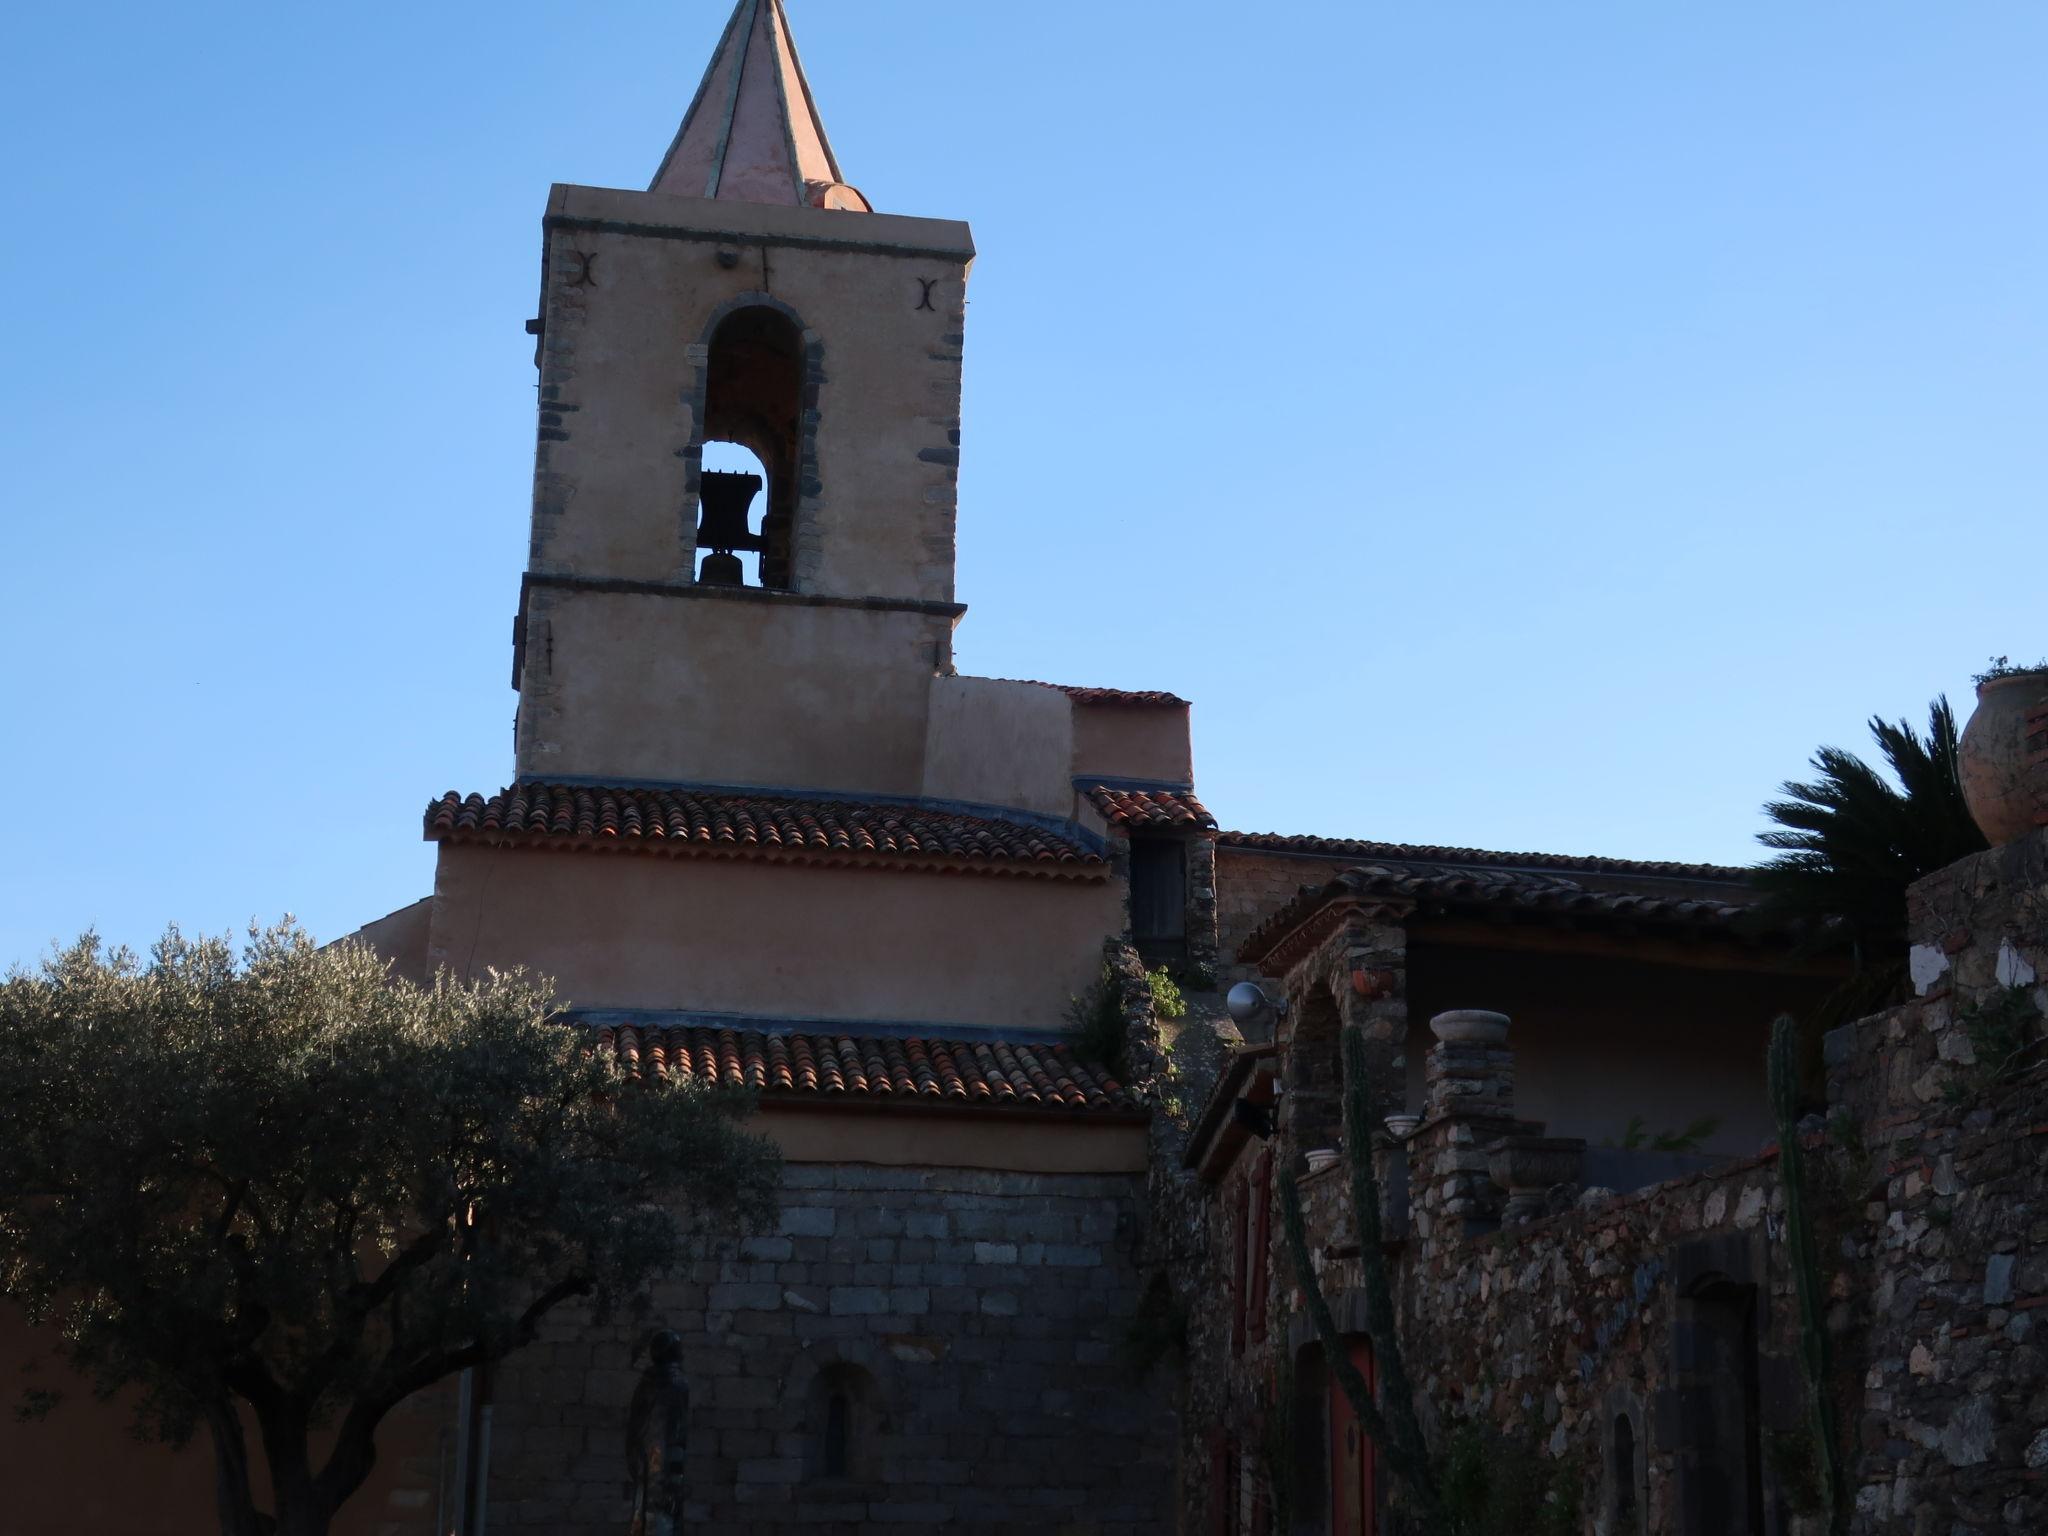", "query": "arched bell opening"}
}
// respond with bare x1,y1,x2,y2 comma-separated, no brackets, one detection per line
698,304,803,589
